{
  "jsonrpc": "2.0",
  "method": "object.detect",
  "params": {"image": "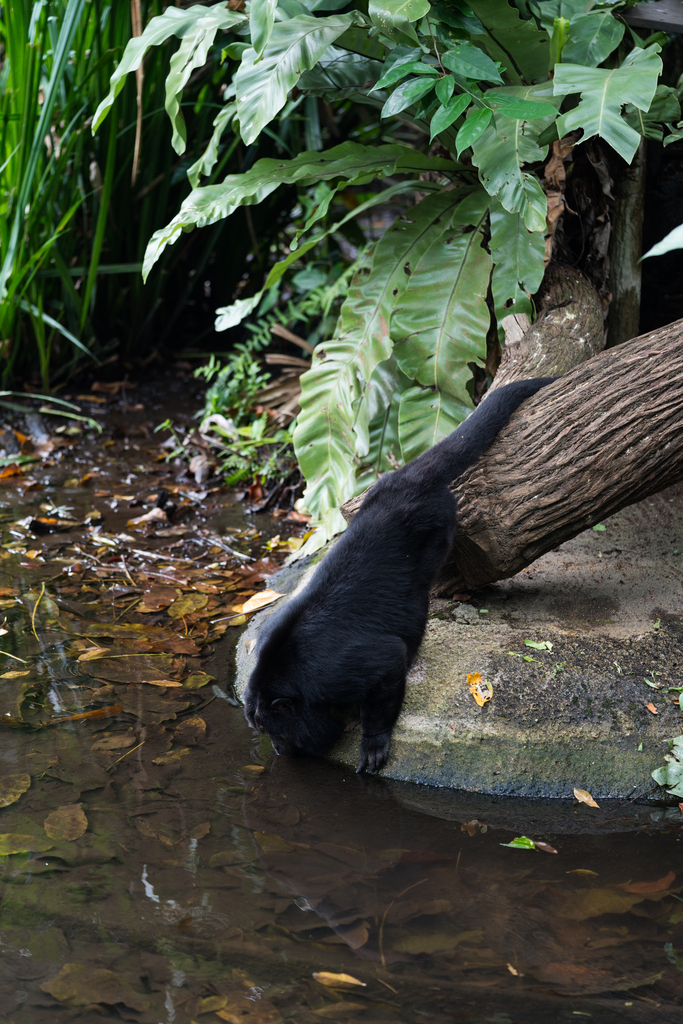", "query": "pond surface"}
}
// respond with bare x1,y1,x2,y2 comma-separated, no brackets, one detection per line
0,379,682,1024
